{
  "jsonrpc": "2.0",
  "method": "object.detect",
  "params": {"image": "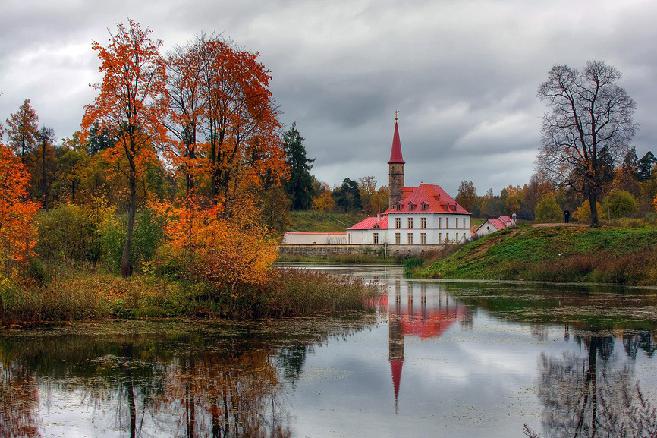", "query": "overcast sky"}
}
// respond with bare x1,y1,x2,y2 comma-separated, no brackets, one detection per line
1,0,656,194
